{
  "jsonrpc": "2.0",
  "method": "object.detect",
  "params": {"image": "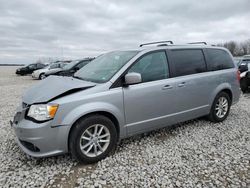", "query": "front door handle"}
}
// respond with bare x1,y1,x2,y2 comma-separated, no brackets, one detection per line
178,82,186,87
162,85,173,90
